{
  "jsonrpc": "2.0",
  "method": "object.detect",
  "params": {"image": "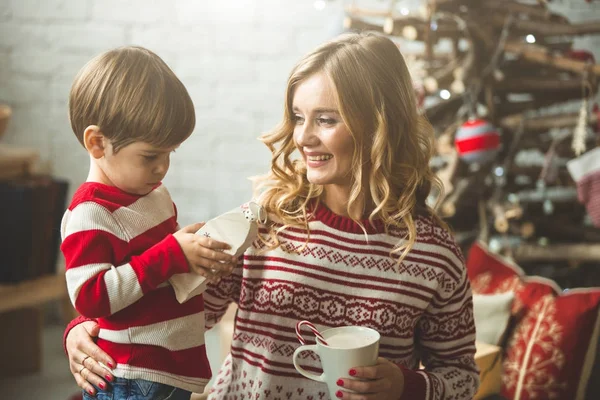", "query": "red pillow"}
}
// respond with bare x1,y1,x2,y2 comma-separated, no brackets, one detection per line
466,242,558,315
466,241,600,400
502,289,600,400
466,241,524,290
